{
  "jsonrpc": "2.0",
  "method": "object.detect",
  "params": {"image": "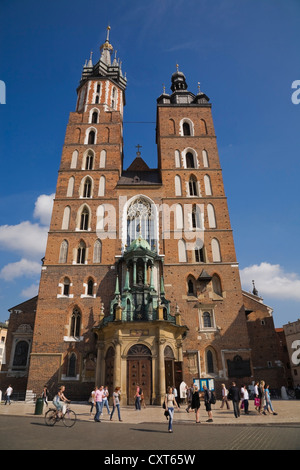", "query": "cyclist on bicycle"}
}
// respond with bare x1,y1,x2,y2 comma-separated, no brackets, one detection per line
53,385,70,418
